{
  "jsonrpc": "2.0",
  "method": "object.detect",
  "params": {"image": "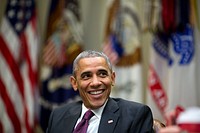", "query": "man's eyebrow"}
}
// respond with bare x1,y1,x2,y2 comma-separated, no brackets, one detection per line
80,71,91,76
98,69,108,73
